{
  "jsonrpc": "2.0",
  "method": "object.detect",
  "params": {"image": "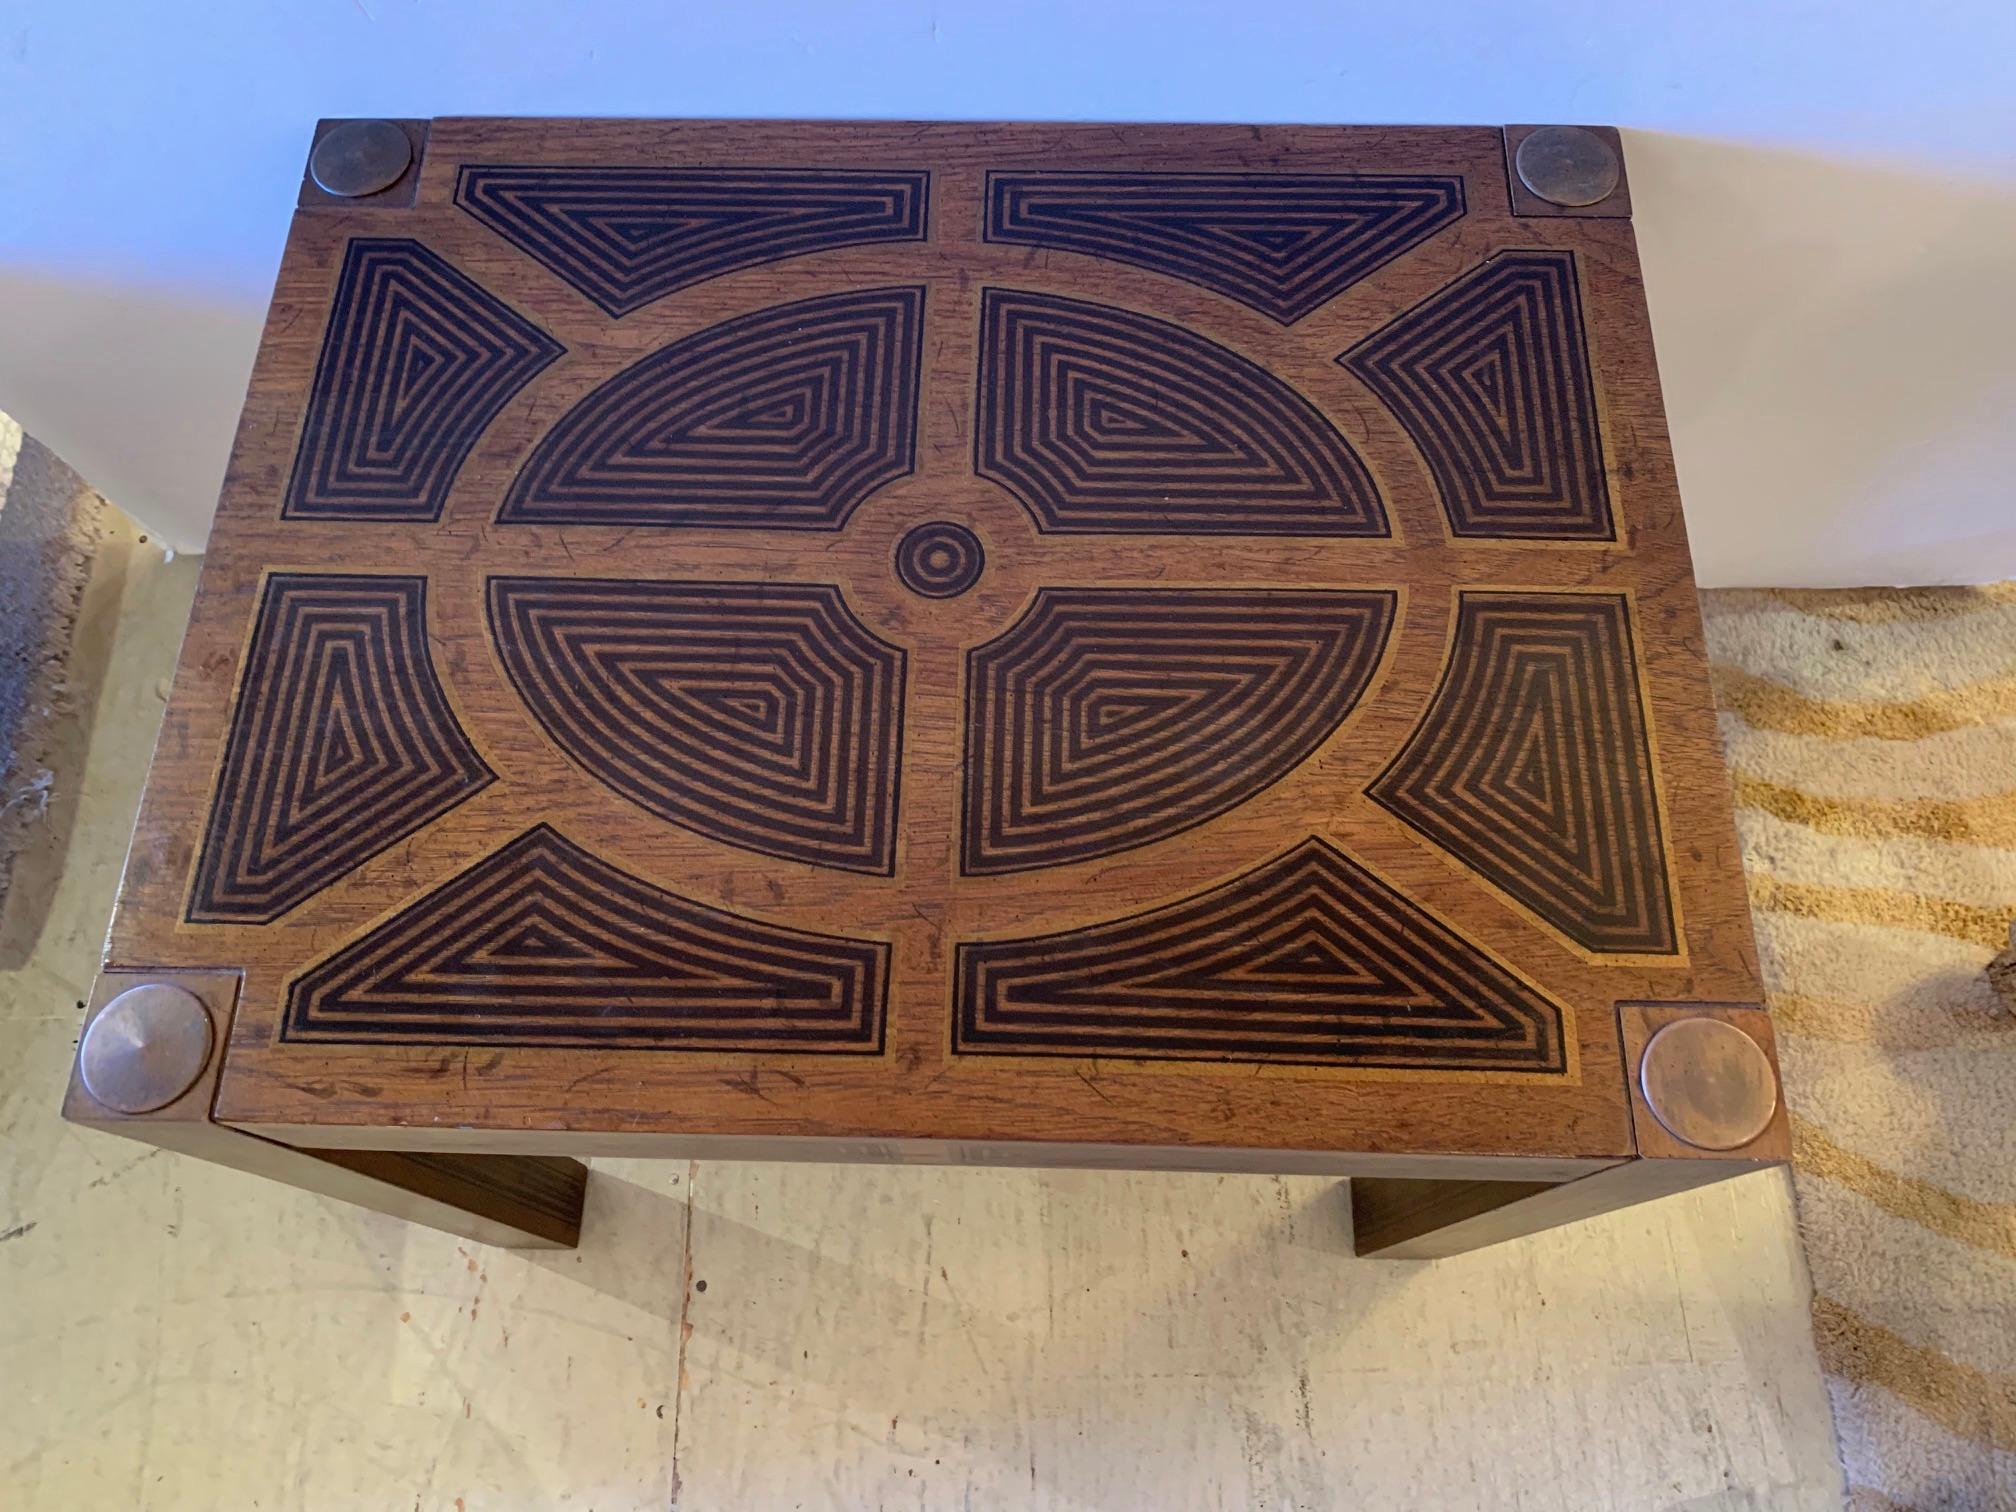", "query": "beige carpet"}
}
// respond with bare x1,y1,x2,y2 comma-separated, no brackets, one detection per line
1703,584,2016,1510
